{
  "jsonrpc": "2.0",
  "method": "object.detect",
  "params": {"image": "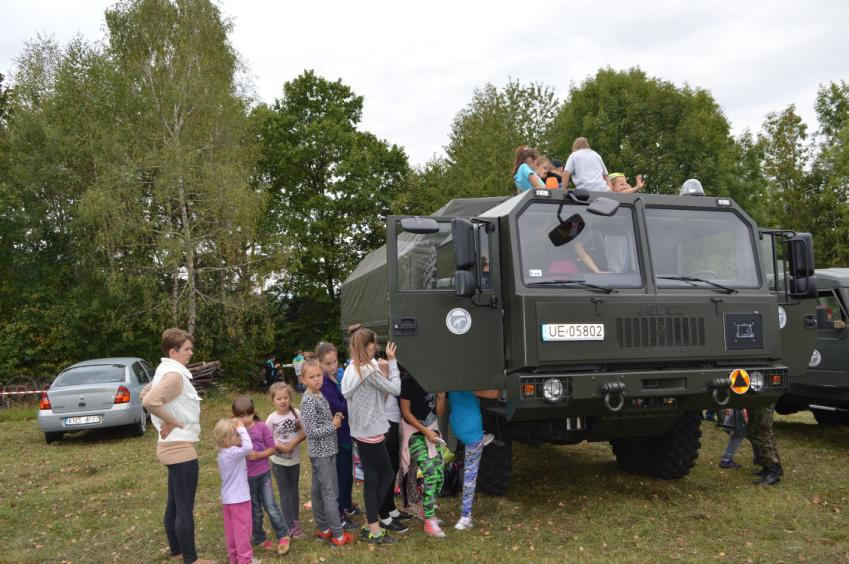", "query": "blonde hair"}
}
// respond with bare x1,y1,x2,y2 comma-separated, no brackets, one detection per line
213,418,237,448
300,357,322,380
572,137,590,152
269,382,294,401
347,325,377,368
